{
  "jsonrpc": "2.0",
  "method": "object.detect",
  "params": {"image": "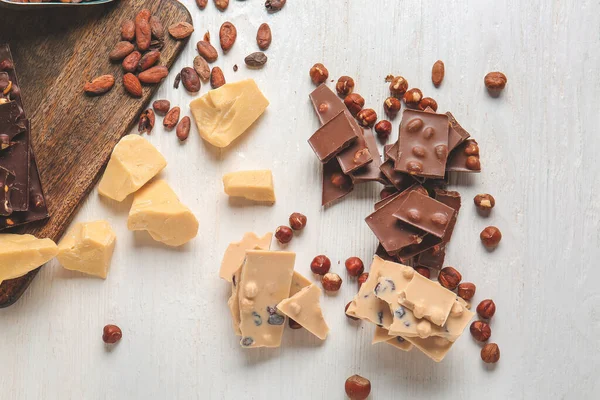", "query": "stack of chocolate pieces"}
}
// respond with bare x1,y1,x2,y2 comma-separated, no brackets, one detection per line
308,85,386,206
0,44,49,231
